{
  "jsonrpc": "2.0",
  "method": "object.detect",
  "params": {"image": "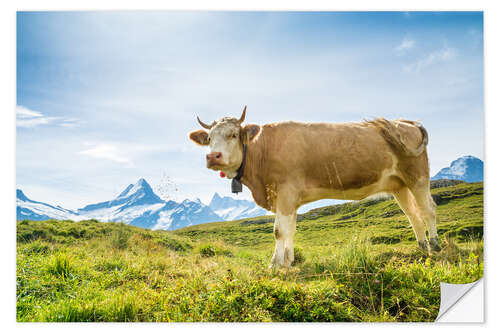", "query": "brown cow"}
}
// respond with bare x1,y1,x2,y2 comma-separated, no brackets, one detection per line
189,106,440,268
